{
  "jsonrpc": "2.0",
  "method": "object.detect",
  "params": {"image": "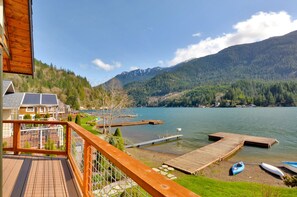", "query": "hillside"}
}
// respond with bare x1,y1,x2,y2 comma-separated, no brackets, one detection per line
104,67,168,87
4,60,105,110
124,30,297,106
